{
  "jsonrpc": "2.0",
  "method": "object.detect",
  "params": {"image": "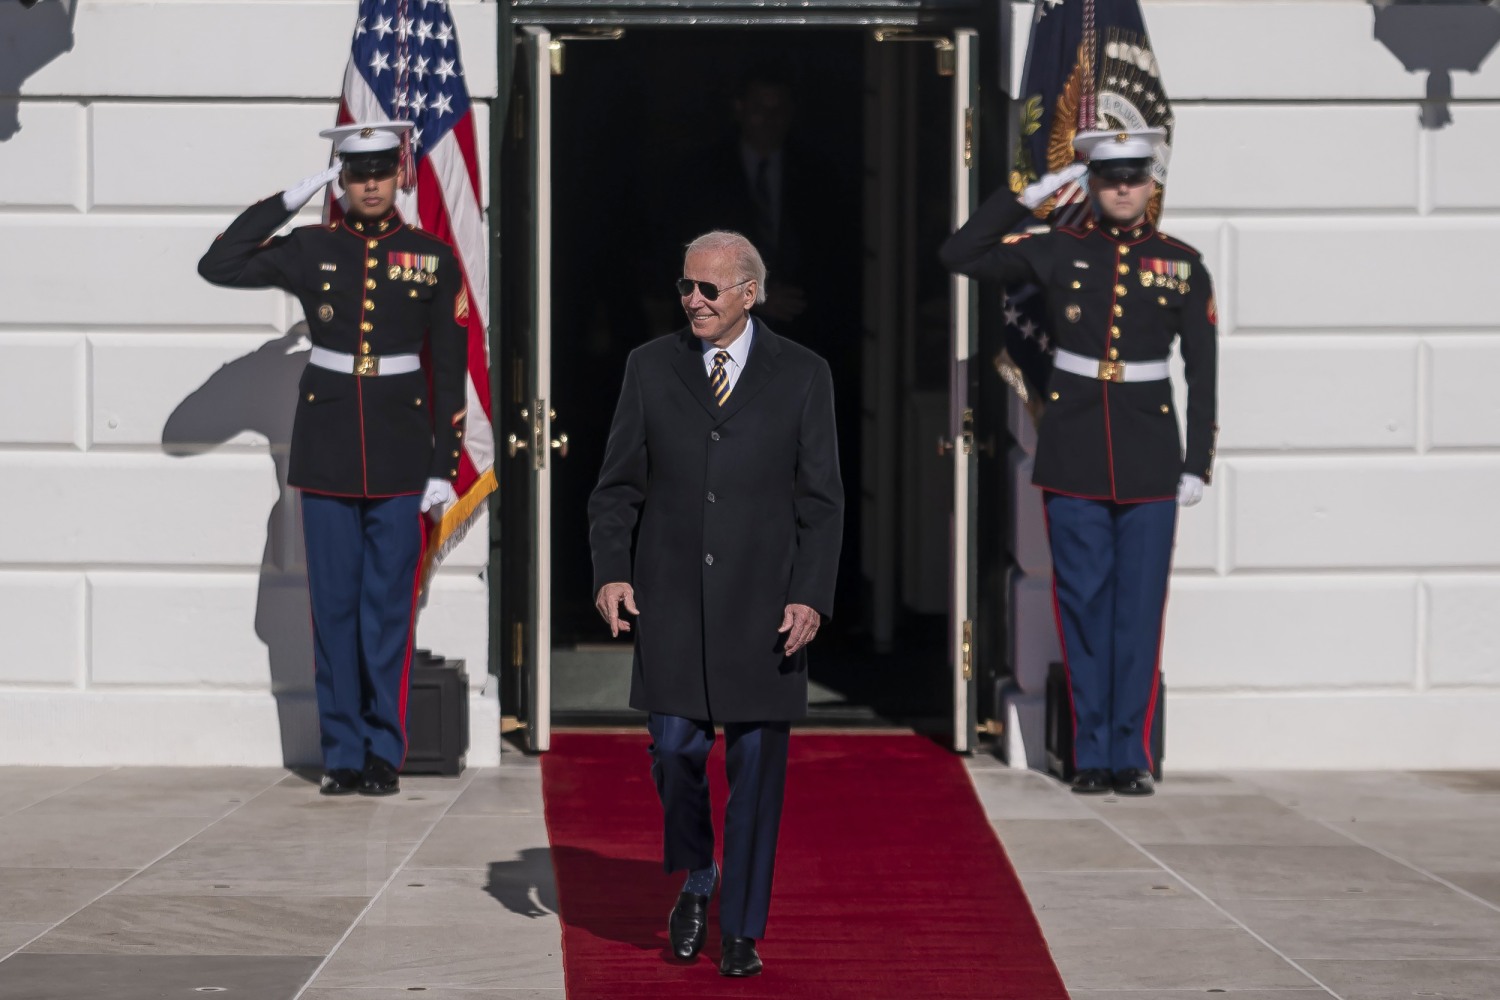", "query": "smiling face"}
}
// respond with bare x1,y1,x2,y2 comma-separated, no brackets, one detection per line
680,247,757,348
342,164,403,220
